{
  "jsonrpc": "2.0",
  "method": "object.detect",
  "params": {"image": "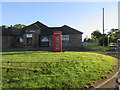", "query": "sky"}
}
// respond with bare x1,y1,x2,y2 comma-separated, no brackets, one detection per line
1,1,119,40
